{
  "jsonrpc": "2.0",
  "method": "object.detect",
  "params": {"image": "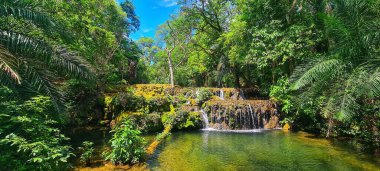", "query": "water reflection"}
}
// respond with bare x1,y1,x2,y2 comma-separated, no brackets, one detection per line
148,130,380,171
